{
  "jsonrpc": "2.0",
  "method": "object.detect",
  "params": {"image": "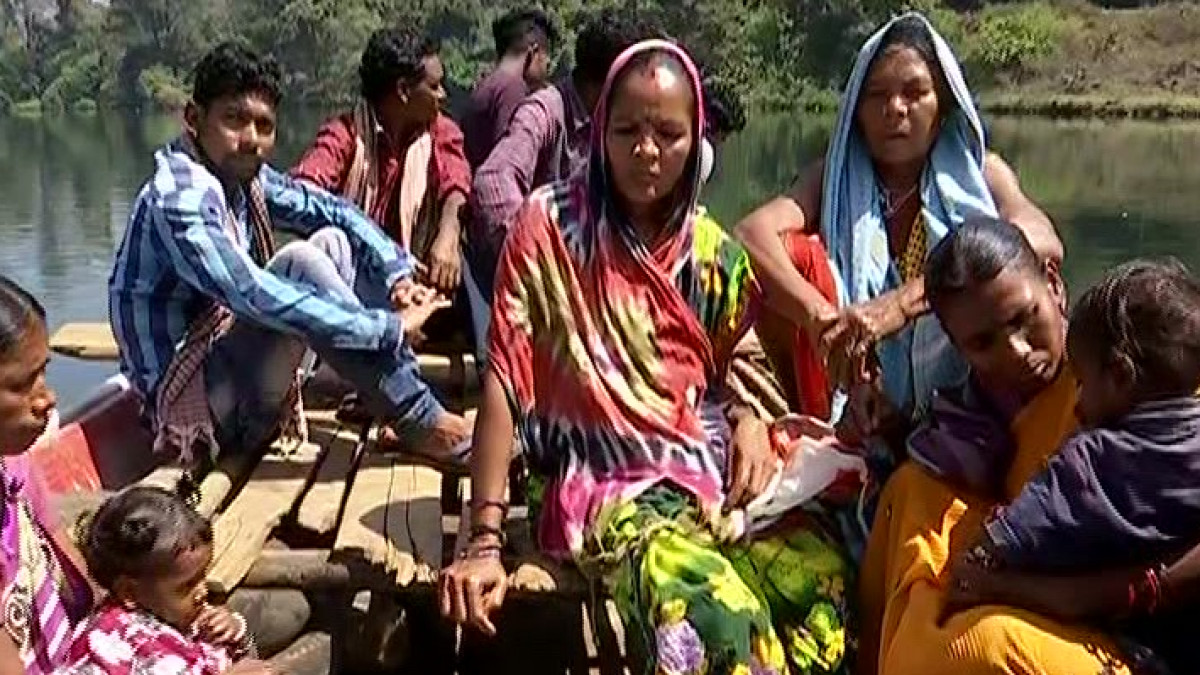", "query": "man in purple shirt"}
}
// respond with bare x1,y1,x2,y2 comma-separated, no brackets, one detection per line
469,10,661,254
461,10,662,363
461,9,557,170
